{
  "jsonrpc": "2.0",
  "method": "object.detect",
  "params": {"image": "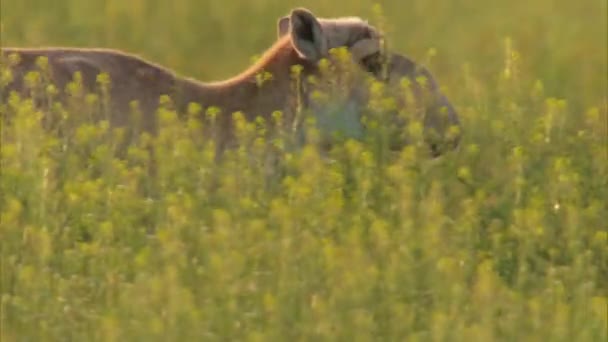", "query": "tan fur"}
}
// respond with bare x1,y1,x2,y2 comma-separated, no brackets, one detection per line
0,8,460,156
